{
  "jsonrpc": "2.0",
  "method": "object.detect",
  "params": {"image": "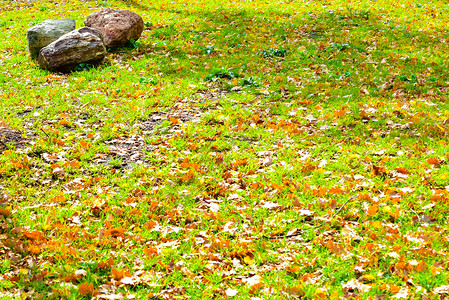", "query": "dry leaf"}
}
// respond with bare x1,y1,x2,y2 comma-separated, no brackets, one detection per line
78,282,96,296
225,288,238,297
367,204,378,216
